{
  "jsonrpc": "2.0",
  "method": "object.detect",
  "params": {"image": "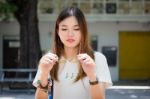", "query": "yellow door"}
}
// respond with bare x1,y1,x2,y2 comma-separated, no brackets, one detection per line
119,31,150,80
